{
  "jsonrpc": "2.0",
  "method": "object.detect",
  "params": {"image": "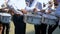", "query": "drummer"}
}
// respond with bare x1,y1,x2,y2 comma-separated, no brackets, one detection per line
7,0,27,34
25,0,48,34
0,0,10,34
44,1,58,34
54,0,60,28
0,0,7,34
